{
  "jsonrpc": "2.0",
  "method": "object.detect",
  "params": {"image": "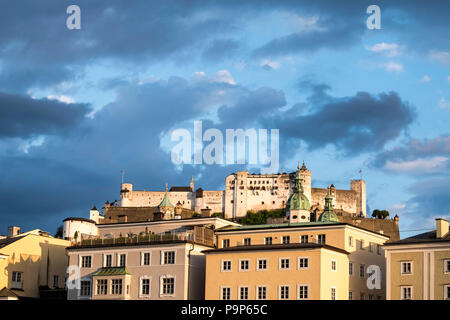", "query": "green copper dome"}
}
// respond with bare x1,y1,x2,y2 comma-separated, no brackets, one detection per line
287,169,310,211
318,189,339,222
159,184,174,208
